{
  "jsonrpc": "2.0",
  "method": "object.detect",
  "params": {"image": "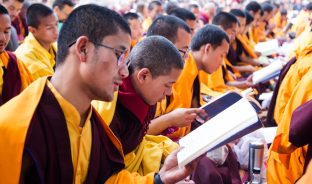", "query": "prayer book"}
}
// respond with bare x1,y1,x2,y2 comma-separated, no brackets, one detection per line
177,91,262,168
252,60,283,84
254,39,279,56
